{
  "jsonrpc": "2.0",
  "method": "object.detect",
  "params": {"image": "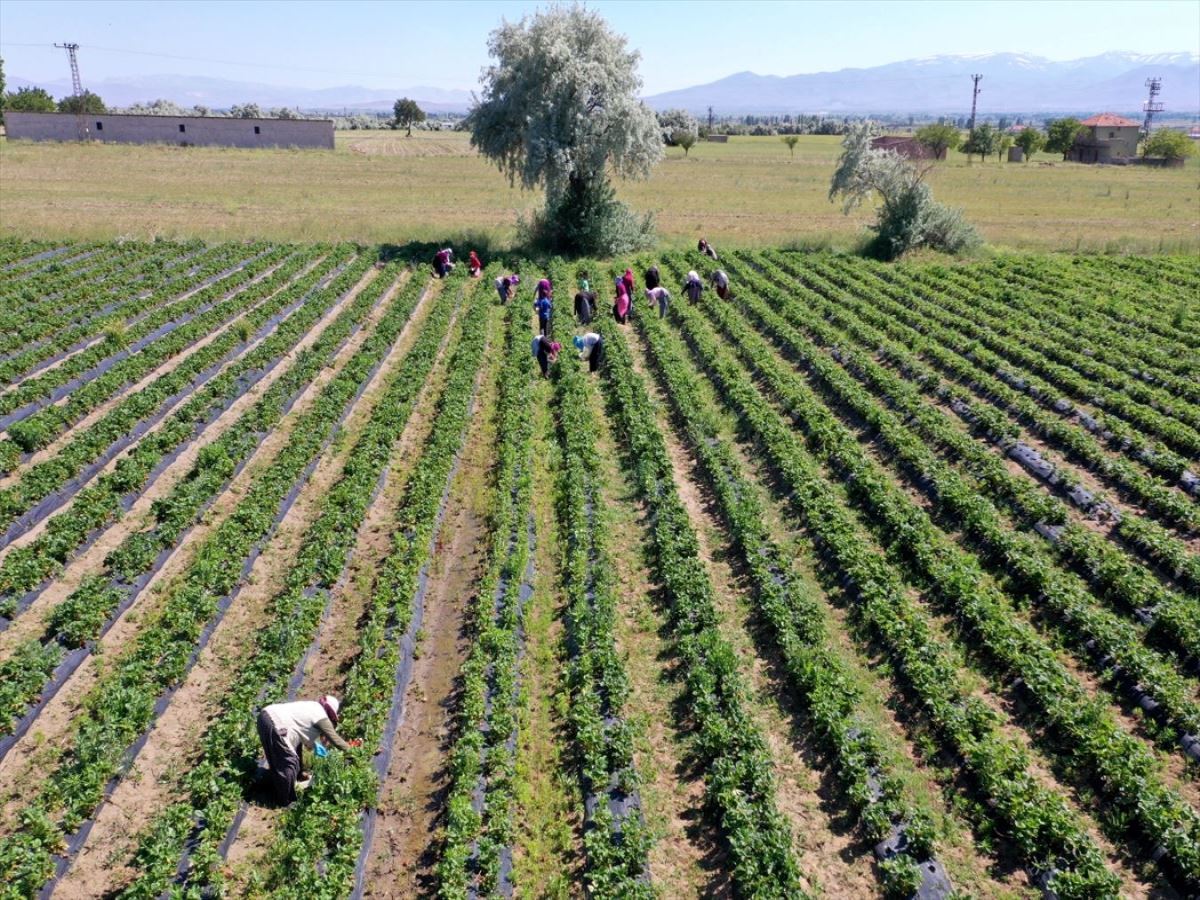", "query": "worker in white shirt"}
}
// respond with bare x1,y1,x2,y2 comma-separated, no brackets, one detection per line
257,695,360,803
